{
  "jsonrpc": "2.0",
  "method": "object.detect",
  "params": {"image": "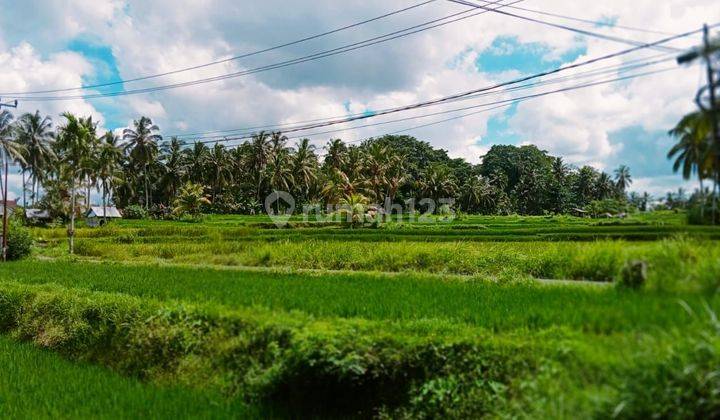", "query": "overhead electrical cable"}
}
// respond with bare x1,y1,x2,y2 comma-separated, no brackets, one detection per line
195,63,684,149
447,0,682,52
162,27,712,143
0,0,438,95
4,0,517,99
181,53,677,142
